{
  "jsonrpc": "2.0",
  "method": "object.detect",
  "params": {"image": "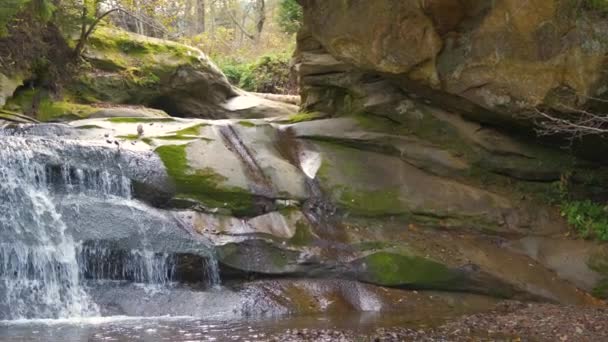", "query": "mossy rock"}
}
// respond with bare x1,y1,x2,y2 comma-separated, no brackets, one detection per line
155,143,257,216
353,252,464,288
4,88,98,121
71,27,235,118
